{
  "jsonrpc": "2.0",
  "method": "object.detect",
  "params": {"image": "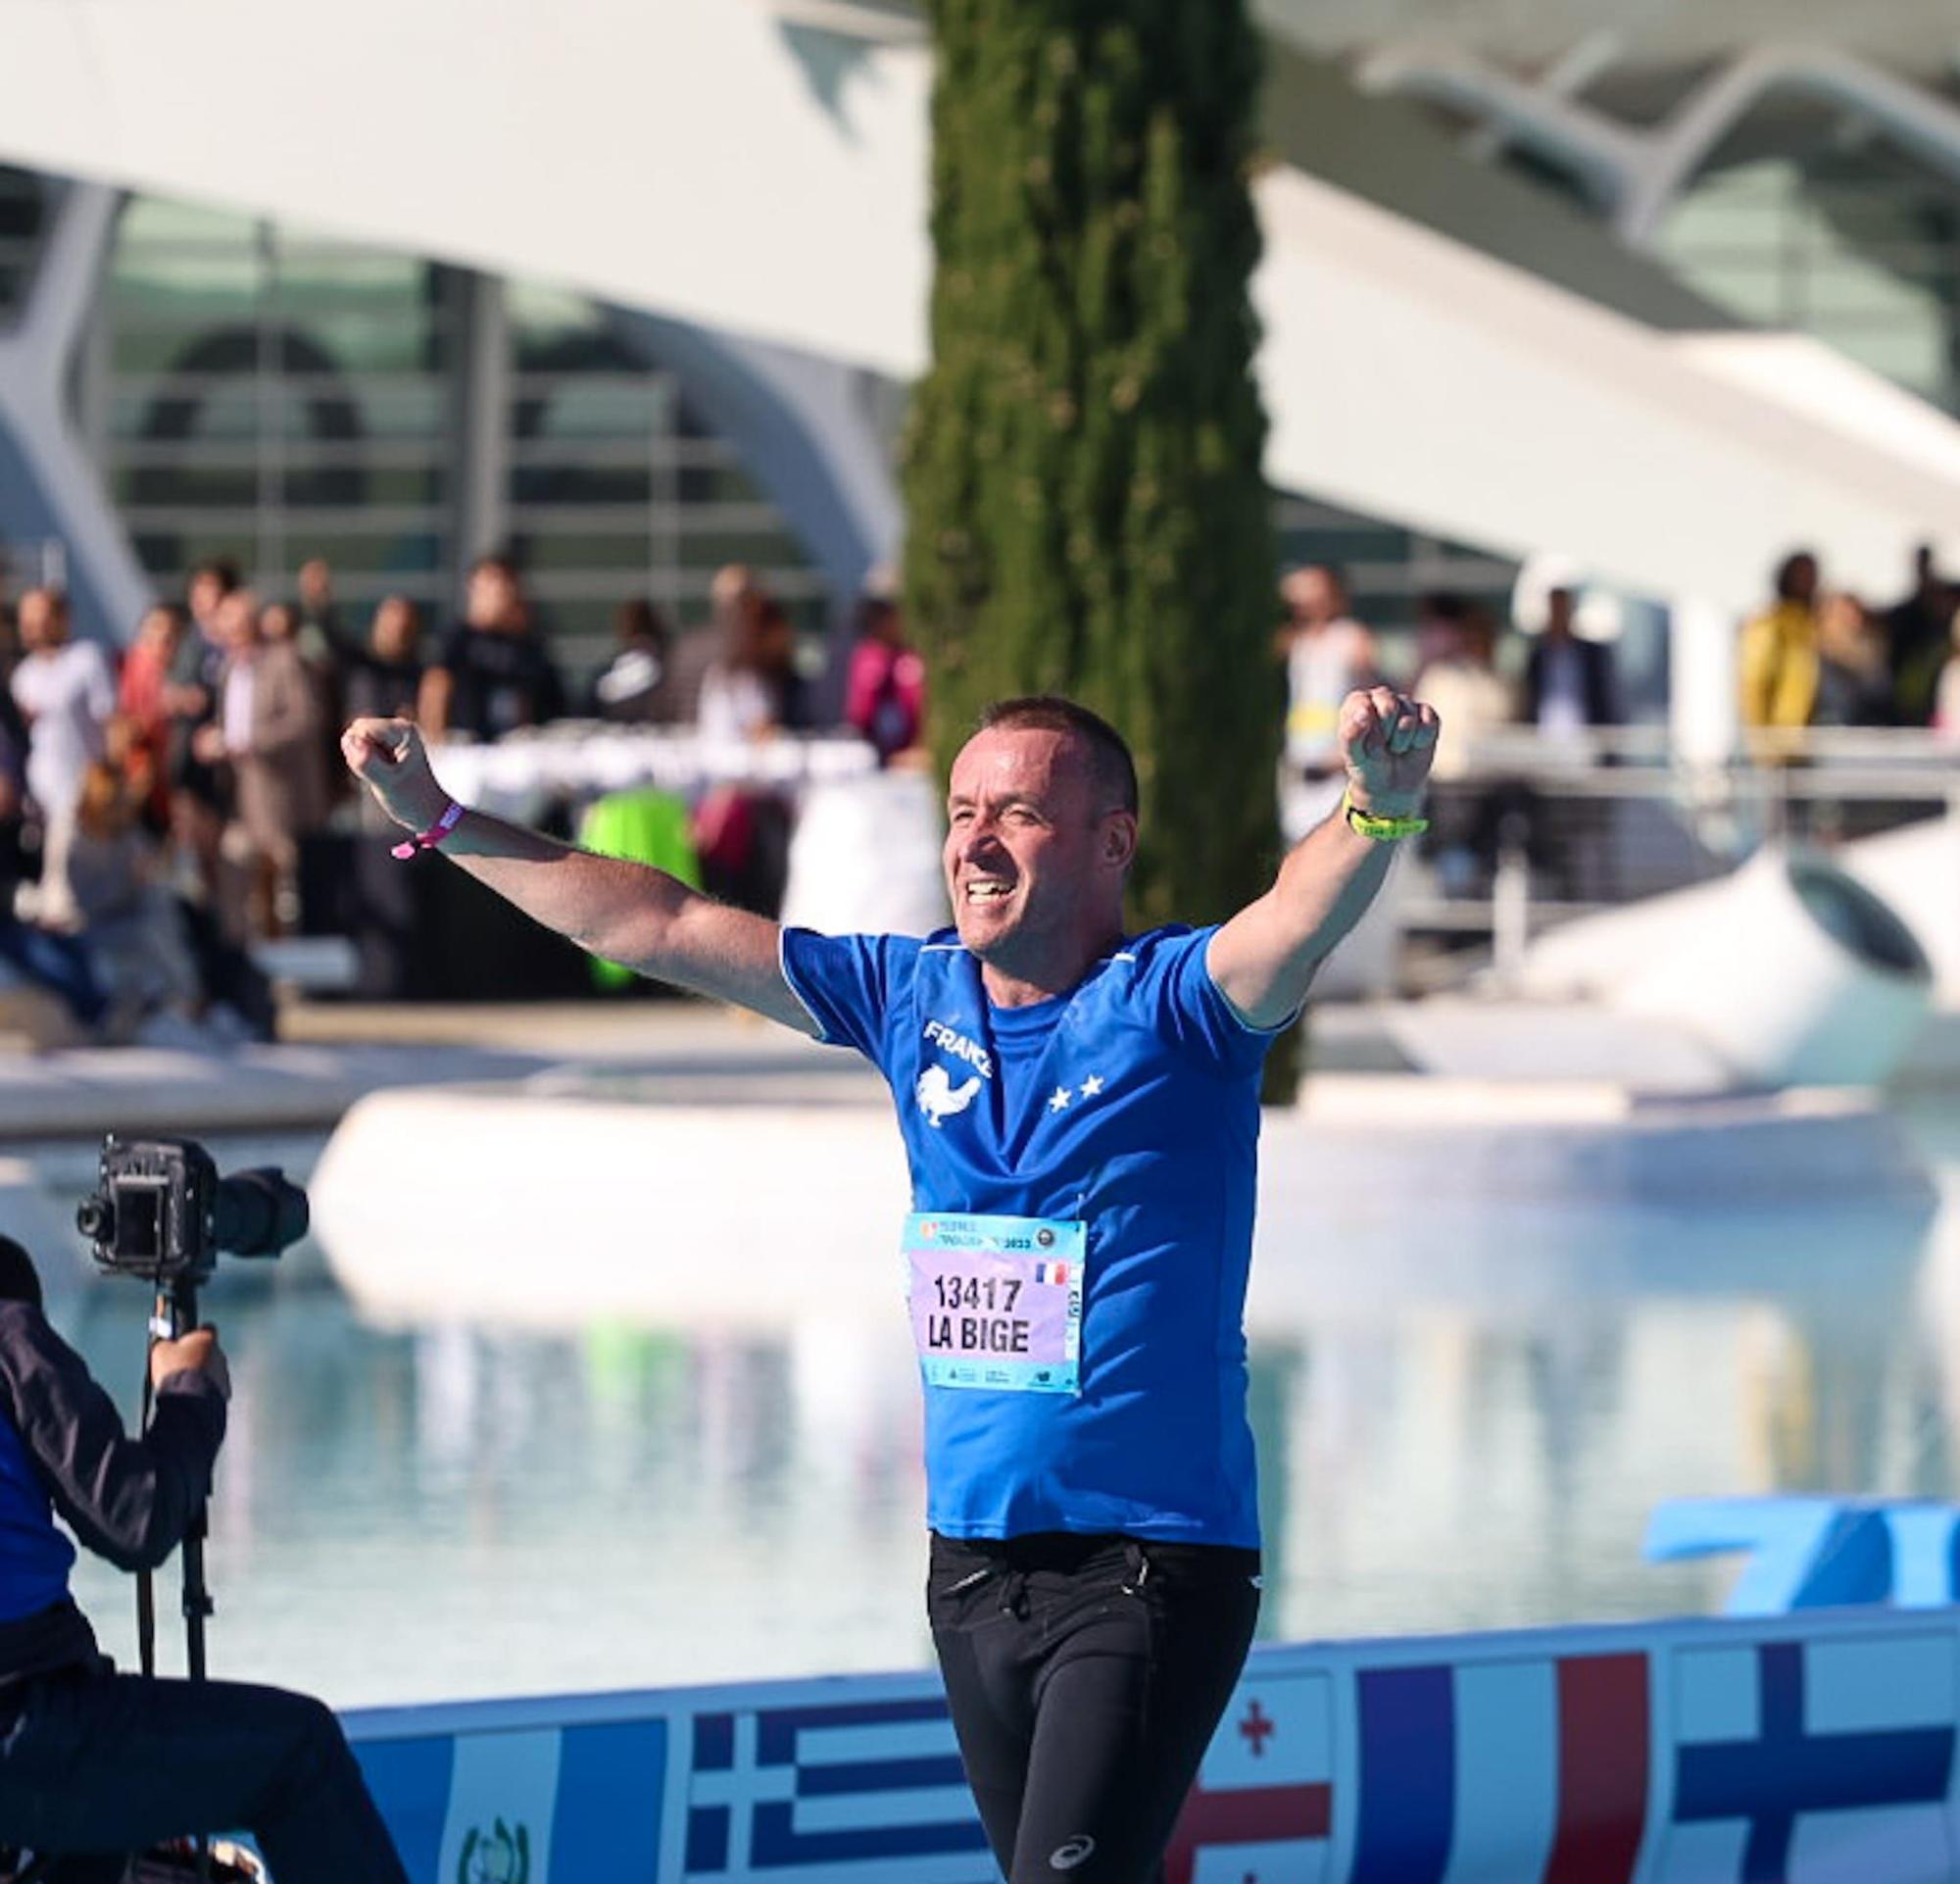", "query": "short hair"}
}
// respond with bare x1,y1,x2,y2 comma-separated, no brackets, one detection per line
1775,550,1819,600
470,551,519,582
0,1237,43,1311
975,695,1139,817
187,558,239,595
